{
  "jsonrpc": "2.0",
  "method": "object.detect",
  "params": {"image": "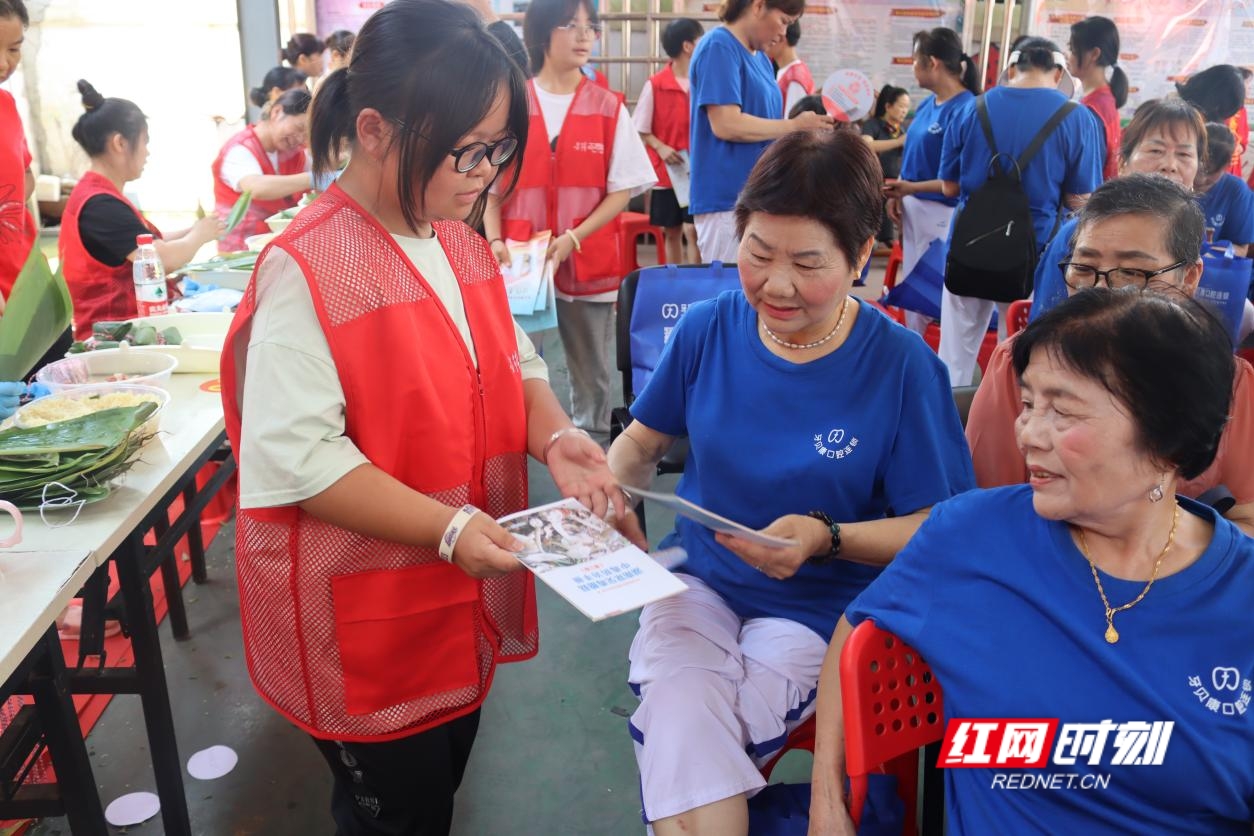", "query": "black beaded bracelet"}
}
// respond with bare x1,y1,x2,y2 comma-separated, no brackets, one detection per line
805,510,841,565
